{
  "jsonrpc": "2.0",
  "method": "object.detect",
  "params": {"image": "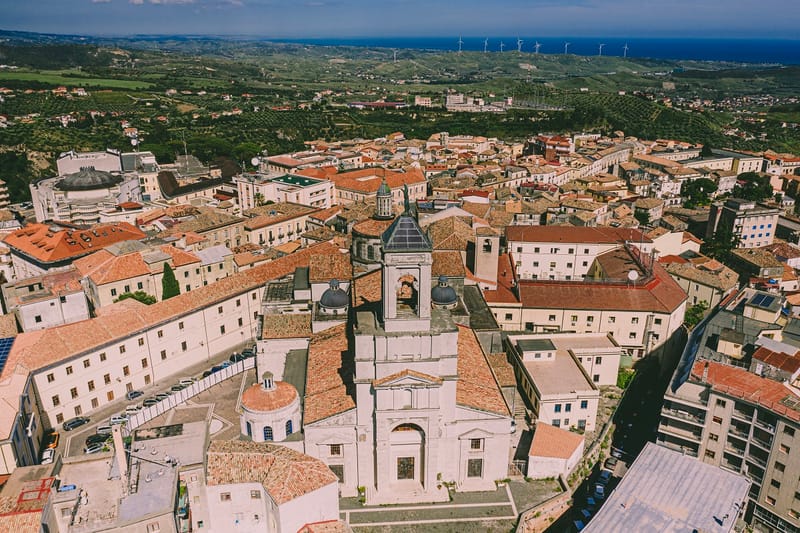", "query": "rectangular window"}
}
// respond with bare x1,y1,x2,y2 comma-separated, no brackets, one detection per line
781,444,791,454
141,358,148,369
157,330,164,338
220,325,226,334
552,419,560,427
66,366,73,375
146,522,160,533
47,373,55,383
104,373,111,385
178,322,184,330
784,426,795,437
220,493,231,502
705,450,715,458
629,332,637,339
467,458,483,478
144,375,151,385
609,316,616,323
716,399,726,407
100,352,106,362
107,391,114,401
74,405,82,416
91,398,98,409
236,299,241,307
712,416,723,424
217,306,223,314
330,444,342,456
571,315,578,322
775,462,786,473
70,387,78,399
505,313,513,321
587,316,594,323
111,288,117,297
593,374,600,383
52,395,60,407
56,414,63,424
580,400,588,409
554,404,562,413
771,479,782,489
138,338,144,346
137,282,143,290
565,404,572,413
250,490,261,499
595,356,602,364
123,365,130,376
654,318,662,325
181,341,187,351
88,380,95,391
161,350,167,360
83,359,90,368
238,317,243,327
709,433,719,441
119,345,126,354
470,438,483,450
631,317,639,324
